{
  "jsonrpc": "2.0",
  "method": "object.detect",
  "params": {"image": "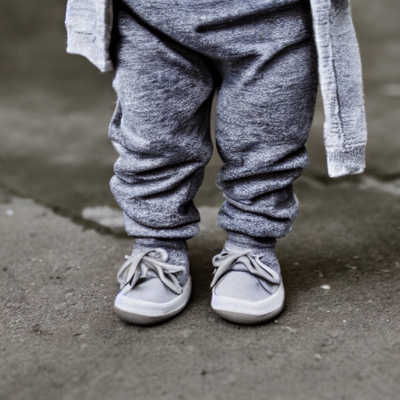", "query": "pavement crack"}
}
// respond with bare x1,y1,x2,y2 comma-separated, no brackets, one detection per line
0,184,127,237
